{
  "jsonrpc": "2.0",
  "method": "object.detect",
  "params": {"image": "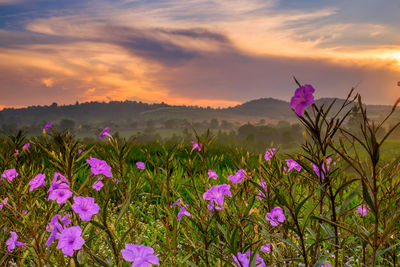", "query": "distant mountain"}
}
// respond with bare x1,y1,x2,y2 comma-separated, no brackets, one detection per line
224,98,294,119
0,97,397,129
